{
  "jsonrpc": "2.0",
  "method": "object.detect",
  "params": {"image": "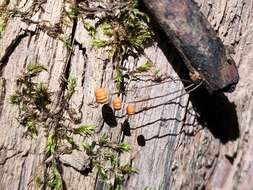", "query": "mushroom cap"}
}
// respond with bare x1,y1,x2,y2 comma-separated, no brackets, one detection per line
126,104,135,115
113,97,121,110
95,88,108,103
